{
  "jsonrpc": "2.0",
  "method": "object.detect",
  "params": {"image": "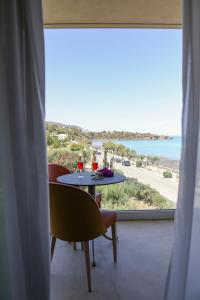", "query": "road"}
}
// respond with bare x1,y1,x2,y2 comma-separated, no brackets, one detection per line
115,162,179,203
